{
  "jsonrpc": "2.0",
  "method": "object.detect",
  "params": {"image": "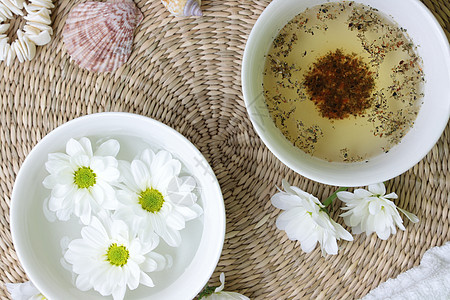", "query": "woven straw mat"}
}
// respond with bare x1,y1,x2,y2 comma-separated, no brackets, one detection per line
0,0,449,299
